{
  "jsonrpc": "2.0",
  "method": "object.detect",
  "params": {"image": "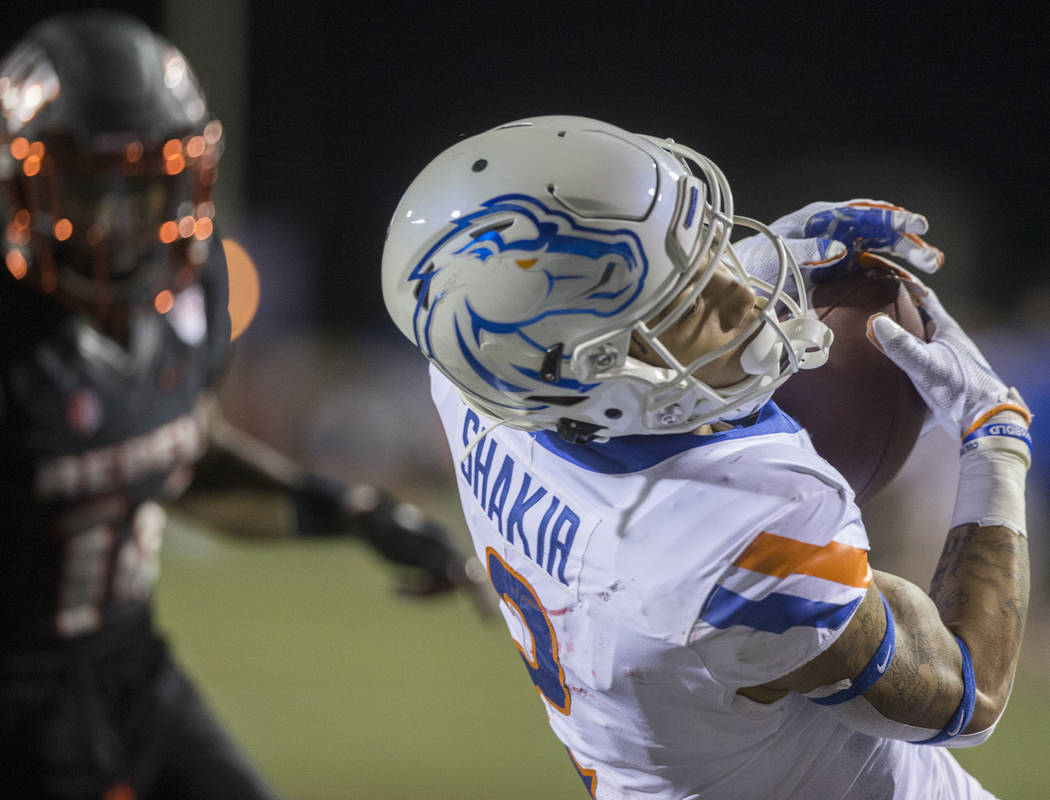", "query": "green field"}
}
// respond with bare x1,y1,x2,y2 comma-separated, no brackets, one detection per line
156,516,1049,800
